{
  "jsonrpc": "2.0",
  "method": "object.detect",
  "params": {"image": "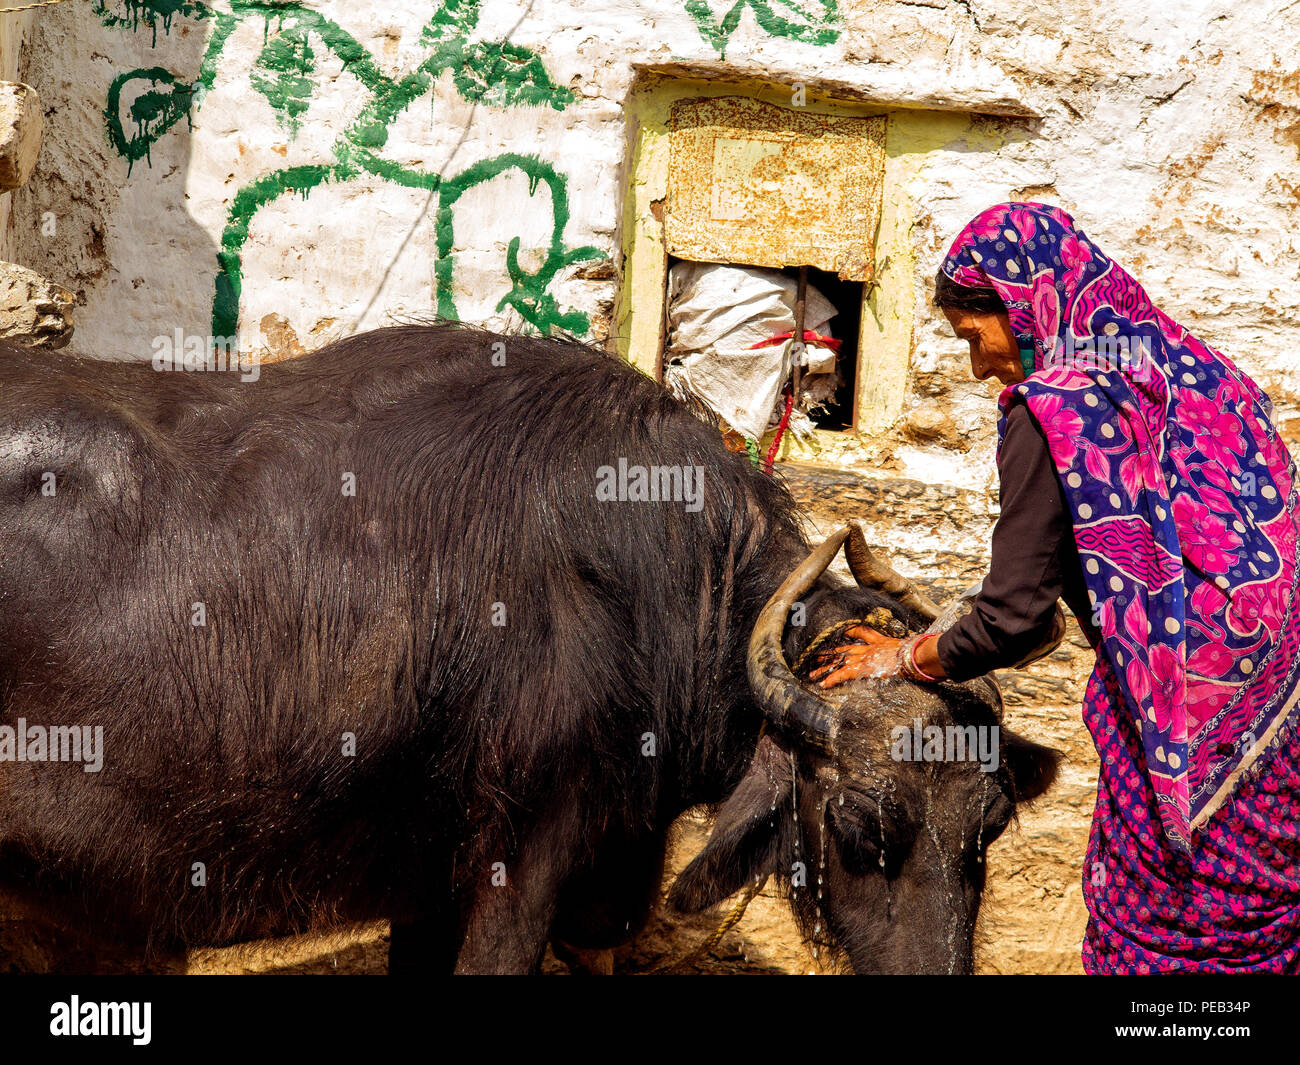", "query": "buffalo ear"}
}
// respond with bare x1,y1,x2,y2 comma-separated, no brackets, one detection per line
1002,729,1062,804
667,735,794,914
